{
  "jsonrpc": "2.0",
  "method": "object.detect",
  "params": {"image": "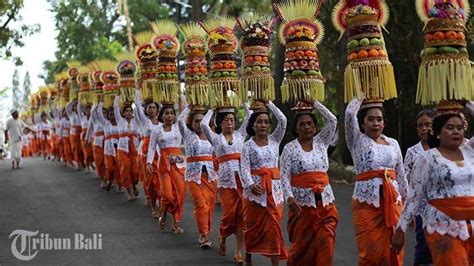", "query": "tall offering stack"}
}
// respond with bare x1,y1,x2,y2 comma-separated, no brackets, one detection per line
415,0,473,107
94,60,119,109
55,72,69,108
332,0,397,103
199,17,240,108
150,20,181,105
87,62,105,105
274,0,326,106
180,22,210,111
237,14,275,104
133,31,158,102
77,65,94,107
67,61,81,102
115,52,138,107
